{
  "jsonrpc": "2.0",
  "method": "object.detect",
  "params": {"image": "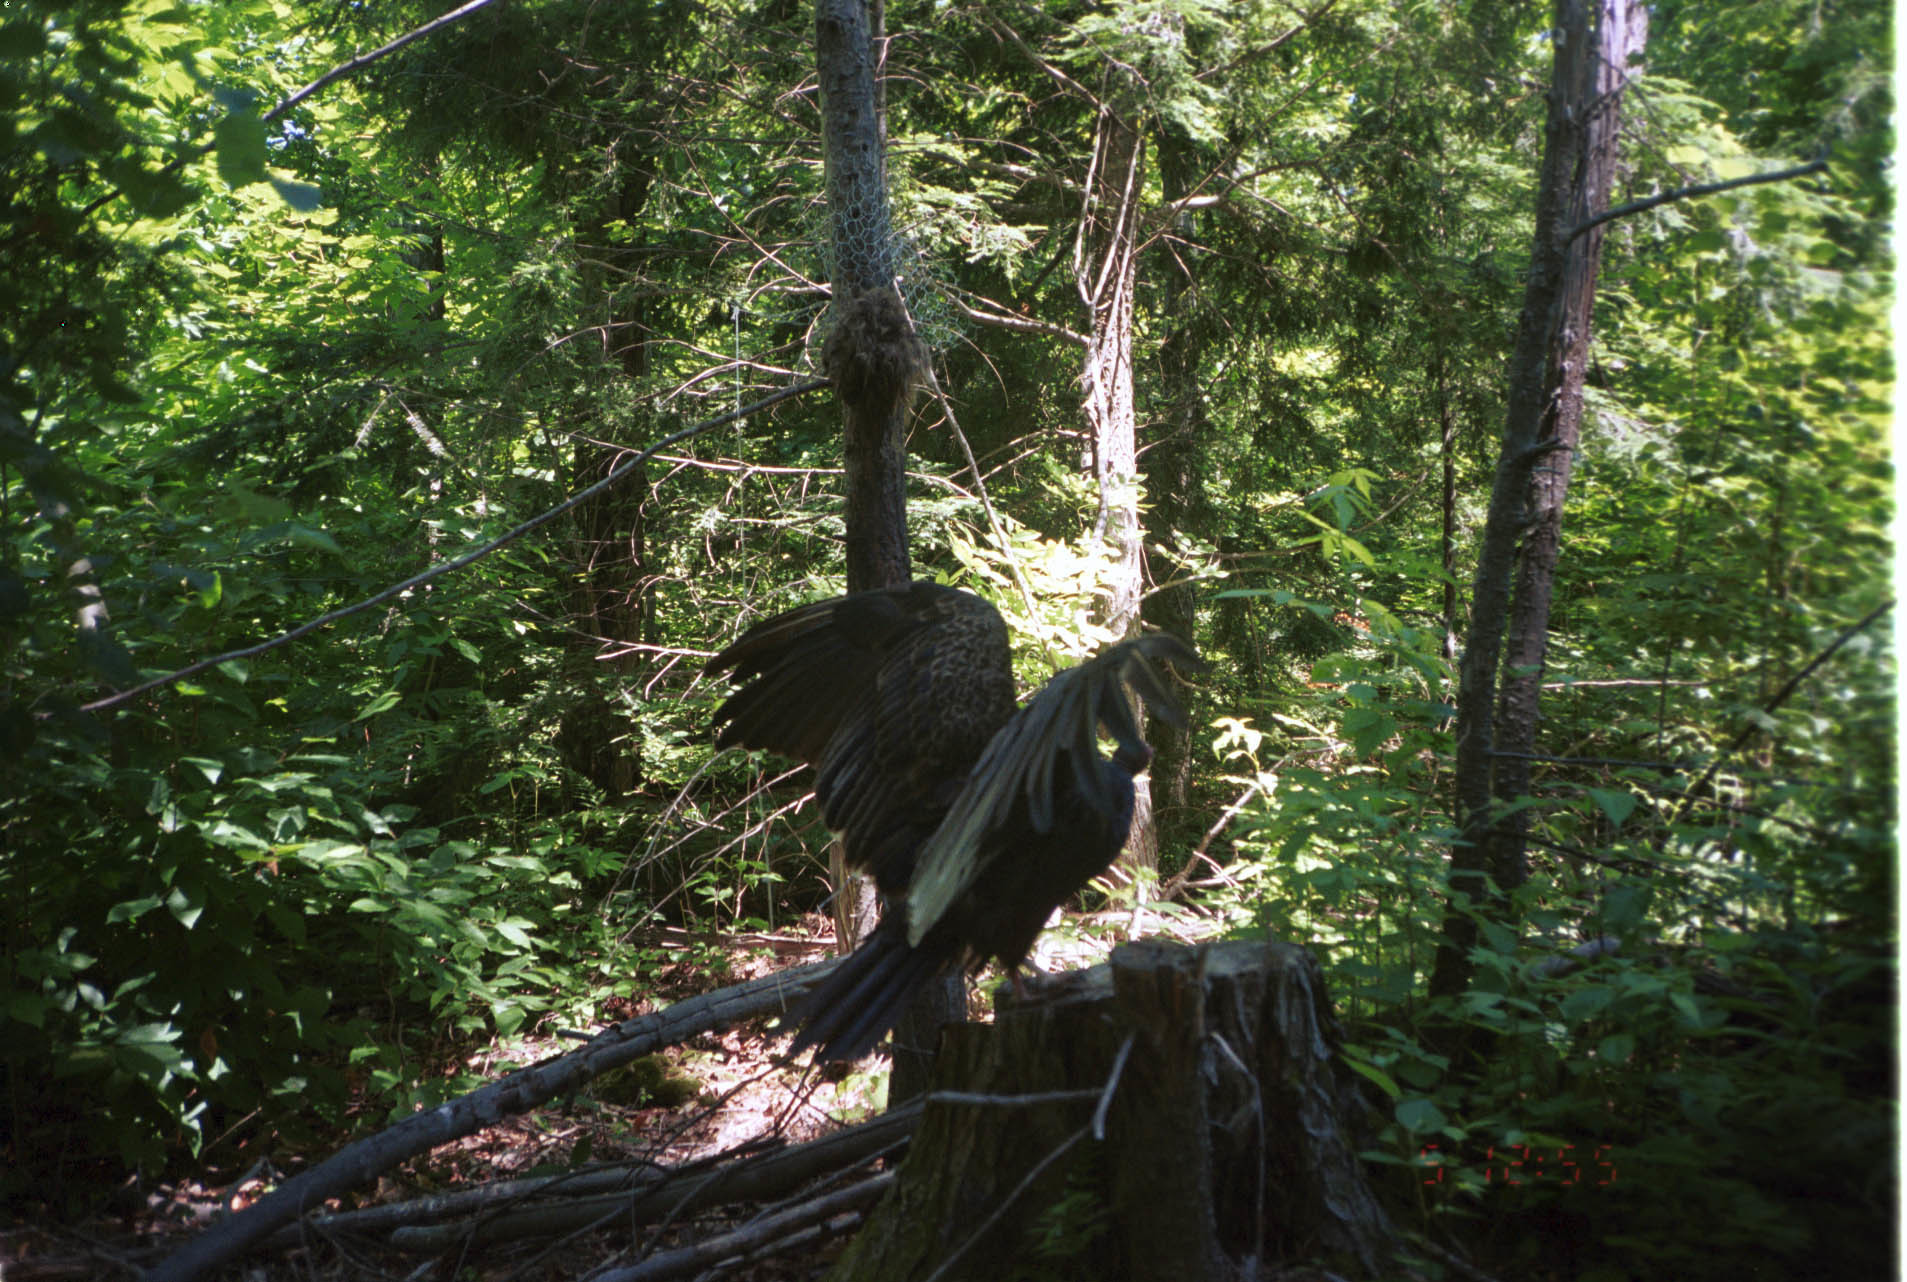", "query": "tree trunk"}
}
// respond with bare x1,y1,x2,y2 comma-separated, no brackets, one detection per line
826,941,1396,1281
1431,0,1649,1003
1438,353,1460,663
1143,124,1208,839
814,0,962,1103
1077,100,1156,877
